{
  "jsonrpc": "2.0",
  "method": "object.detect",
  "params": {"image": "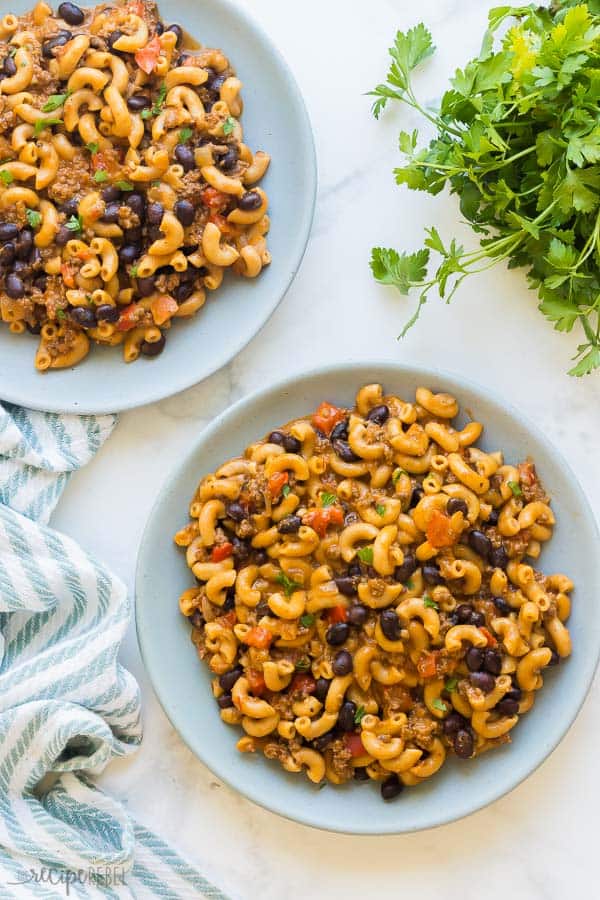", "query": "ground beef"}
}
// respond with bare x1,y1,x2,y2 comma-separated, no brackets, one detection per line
48,154,92,203
401,712,438,750
328,738,354,781
179,170,207,206
518,461,549,503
